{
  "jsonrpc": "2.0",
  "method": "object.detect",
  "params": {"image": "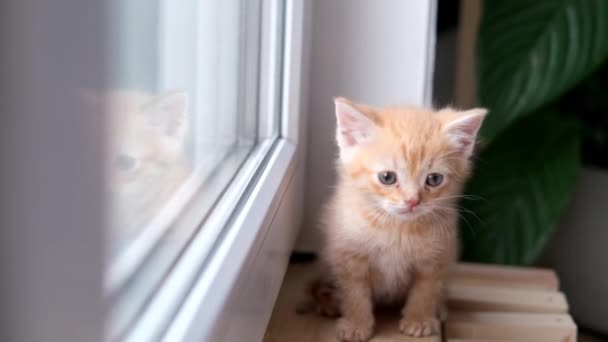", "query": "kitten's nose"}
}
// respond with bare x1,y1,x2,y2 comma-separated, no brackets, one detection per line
404,197,420,209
